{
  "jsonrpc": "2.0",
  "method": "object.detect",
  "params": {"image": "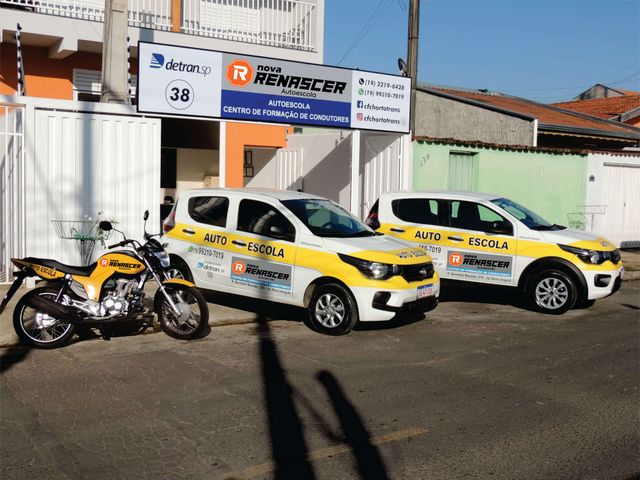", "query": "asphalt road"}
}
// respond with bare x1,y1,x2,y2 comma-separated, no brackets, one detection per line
1,282,639,480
